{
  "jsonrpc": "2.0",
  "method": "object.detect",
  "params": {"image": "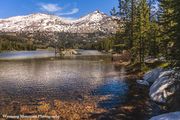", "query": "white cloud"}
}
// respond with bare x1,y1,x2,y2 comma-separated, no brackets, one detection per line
40,3,62,12
38,3,79,16
58,8,79,16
